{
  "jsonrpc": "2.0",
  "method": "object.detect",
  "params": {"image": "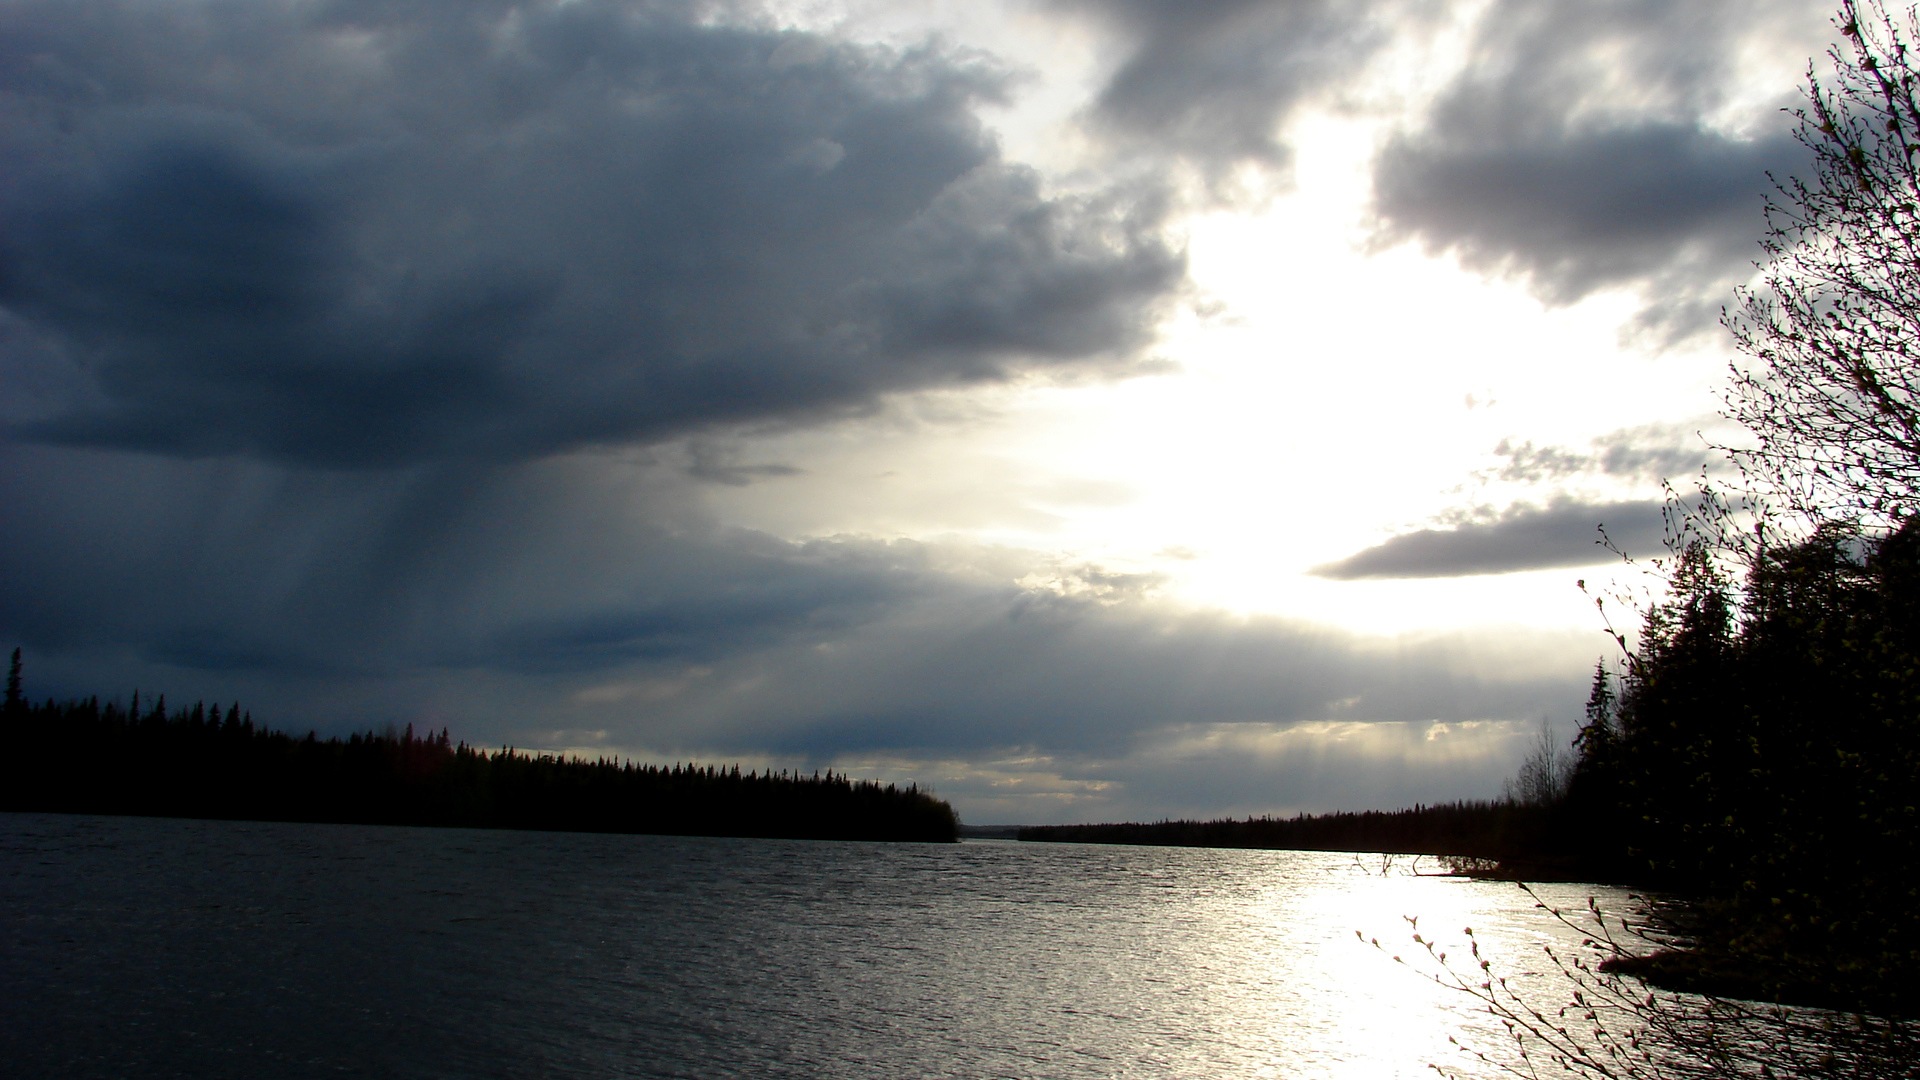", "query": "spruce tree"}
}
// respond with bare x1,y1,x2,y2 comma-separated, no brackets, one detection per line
4,648,21,713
